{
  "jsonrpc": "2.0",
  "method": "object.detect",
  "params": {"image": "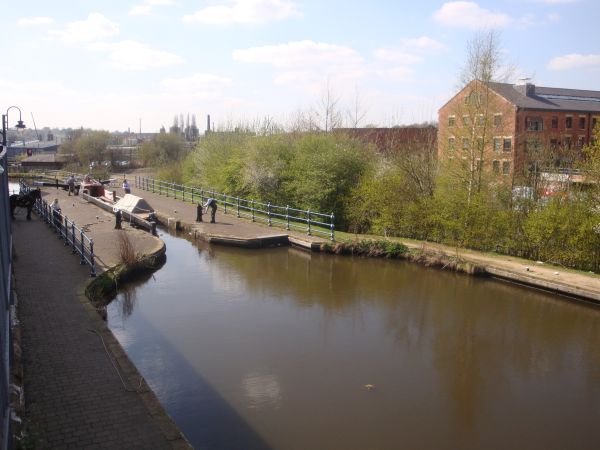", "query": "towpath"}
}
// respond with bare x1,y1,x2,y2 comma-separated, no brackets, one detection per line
11,187,191,448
